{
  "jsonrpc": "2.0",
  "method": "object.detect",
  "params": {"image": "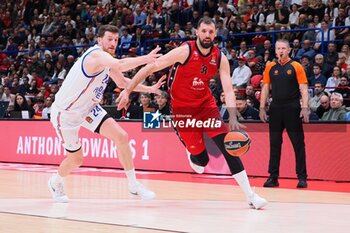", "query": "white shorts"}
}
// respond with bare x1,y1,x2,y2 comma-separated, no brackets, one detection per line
51,104,108,151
